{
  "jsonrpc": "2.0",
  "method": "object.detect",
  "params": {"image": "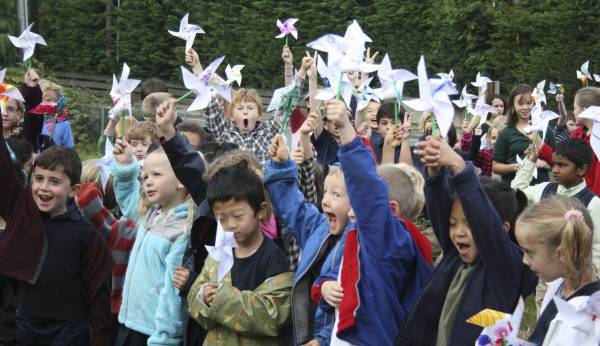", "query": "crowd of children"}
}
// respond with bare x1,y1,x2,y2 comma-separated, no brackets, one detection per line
2,32,600,346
